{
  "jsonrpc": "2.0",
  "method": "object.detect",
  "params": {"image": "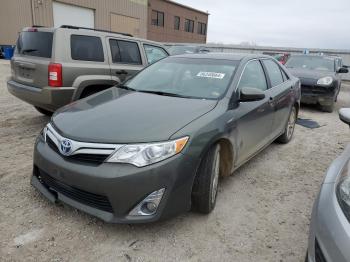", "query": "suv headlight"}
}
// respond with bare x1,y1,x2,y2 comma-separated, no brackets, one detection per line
317,76,333,86
337,175,350,221
106,137,189,167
